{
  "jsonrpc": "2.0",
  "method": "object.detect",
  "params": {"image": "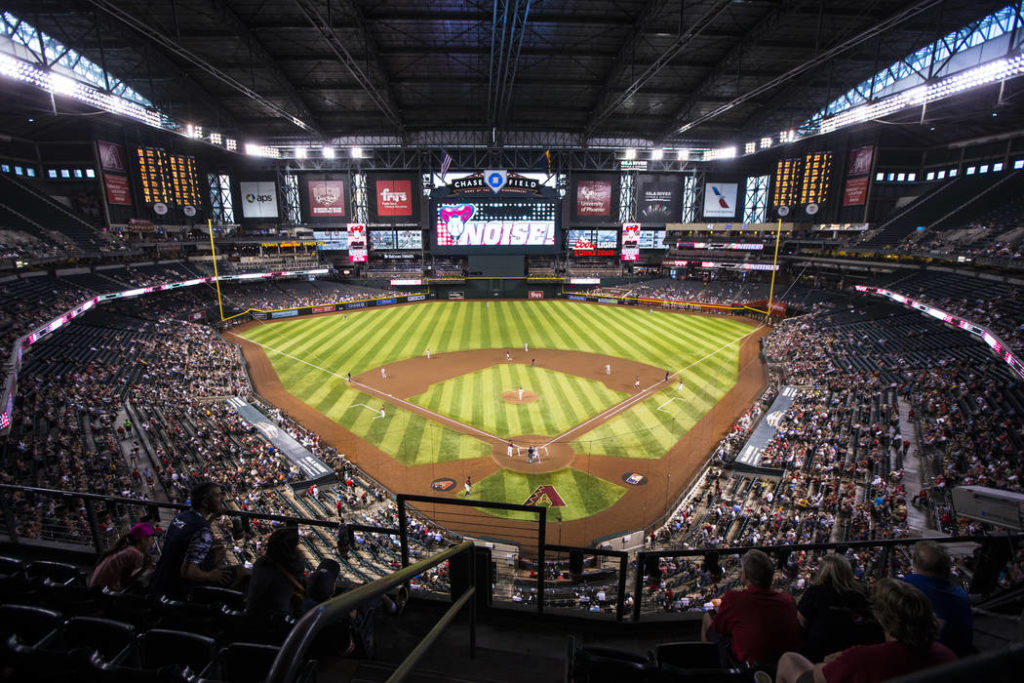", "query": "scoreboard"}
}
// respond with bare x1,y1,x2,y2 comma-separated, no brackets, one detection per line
136,147,200,207
772,152,832,208
800,152,832,206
